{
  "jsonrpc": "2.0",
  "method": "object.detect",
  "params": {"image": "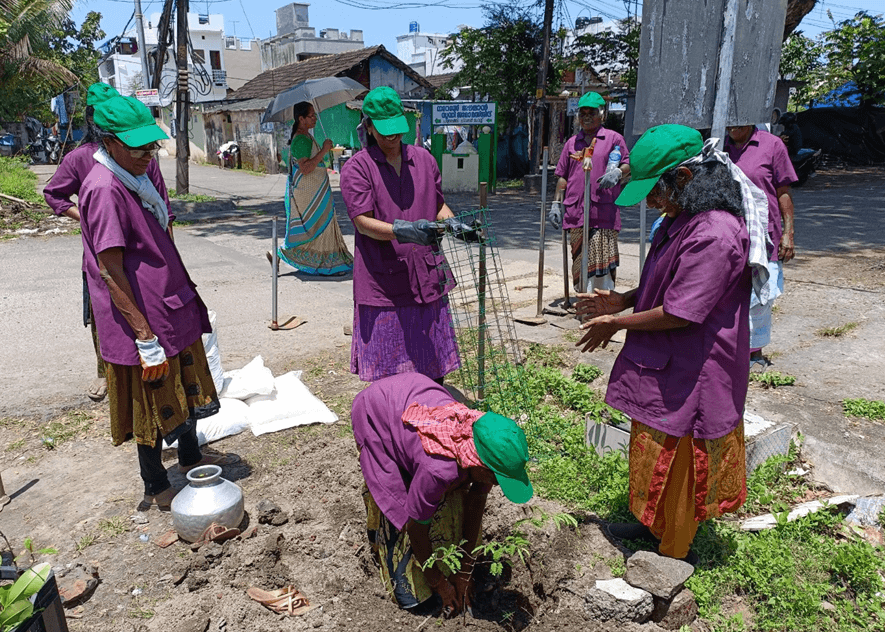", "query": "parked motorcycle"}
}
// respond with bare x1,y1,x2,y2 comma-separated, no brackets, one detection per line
791,148,822,187
777,112,821,187
23,118,61,164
